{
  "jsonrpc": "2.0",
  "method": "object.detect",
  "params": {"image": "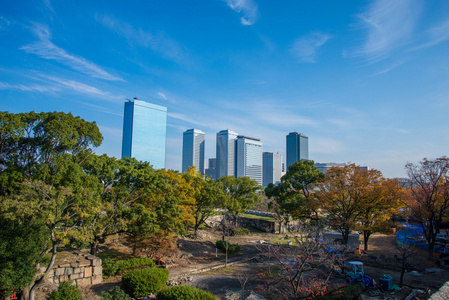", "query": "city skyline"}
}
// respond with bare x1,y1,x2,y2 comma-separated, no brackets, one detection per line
182,128,205,175
2,1,449,178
